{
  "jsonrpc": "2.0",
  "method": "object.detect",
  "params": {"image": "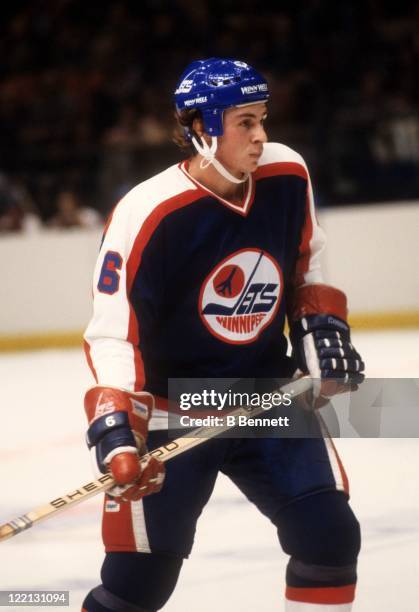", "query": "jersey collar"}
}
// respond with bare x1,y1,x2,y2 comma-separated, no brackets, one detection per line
179,160,255,217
